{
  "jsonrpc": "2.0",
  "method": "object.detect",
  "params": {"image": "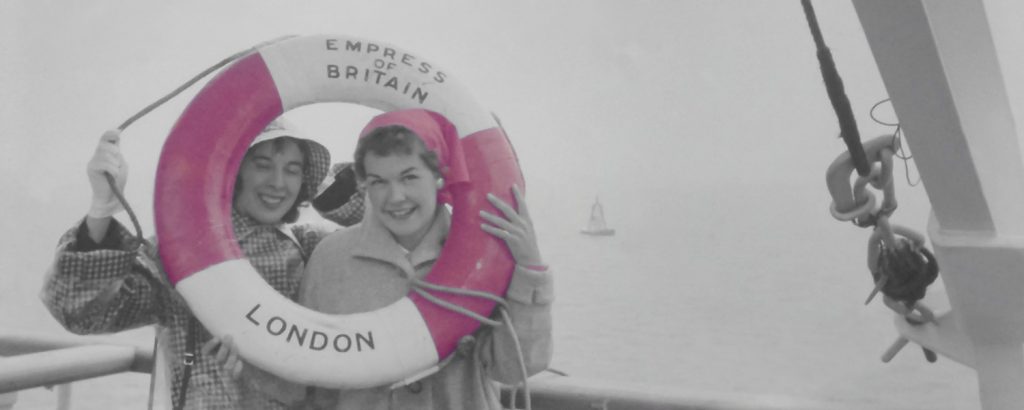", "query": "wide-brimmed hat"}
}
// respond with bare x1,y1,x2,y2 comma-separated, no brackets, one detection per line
251,117,331,197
